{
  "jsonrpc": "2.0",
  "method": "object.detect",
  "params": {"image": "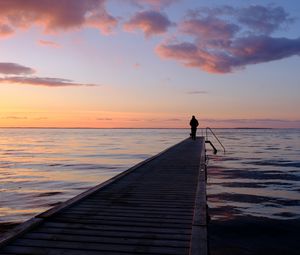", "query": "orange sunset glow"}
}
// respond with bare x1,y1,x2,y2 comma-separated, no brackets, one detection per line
0,0,299,128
